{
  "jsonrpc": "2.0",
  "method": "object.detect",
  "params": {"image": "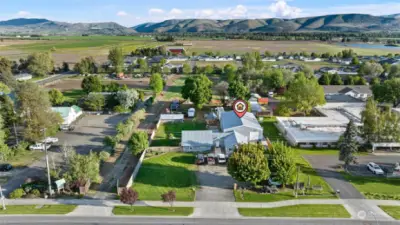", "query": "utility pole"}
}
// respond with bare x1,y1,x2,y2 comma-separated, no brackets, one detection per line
42,128,52,197
294,166,300,198
0,185,5,210
13,110,18,145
